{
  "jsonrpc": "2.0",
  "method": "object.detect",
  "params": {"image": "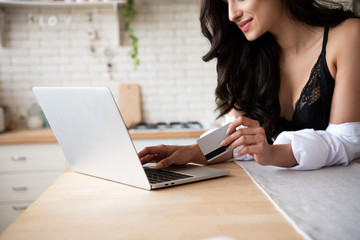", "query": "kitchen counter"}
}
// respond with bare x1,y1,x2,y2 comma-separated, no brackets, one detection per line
0,128,206,145
0,162,303,240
